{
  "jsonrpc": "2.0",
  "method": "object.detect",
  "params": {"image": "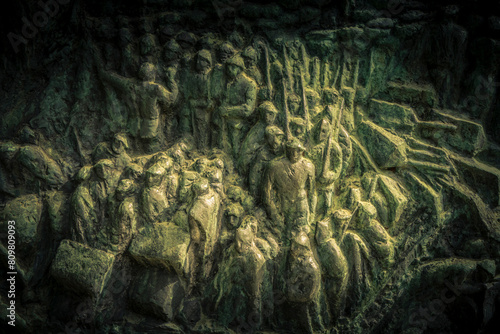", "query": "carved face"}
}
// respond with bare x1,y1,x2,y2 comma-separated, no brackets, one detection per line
227,64,242,79
235,227,254,254
112,139,124,154
267,132,283,151
287,147,302,163
146,167,165,187
196,56,211,73
95,160,113,180
138,63,156,81
227,214,241,230
219,43,235,63
195,158,209,174
264,109,277,125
